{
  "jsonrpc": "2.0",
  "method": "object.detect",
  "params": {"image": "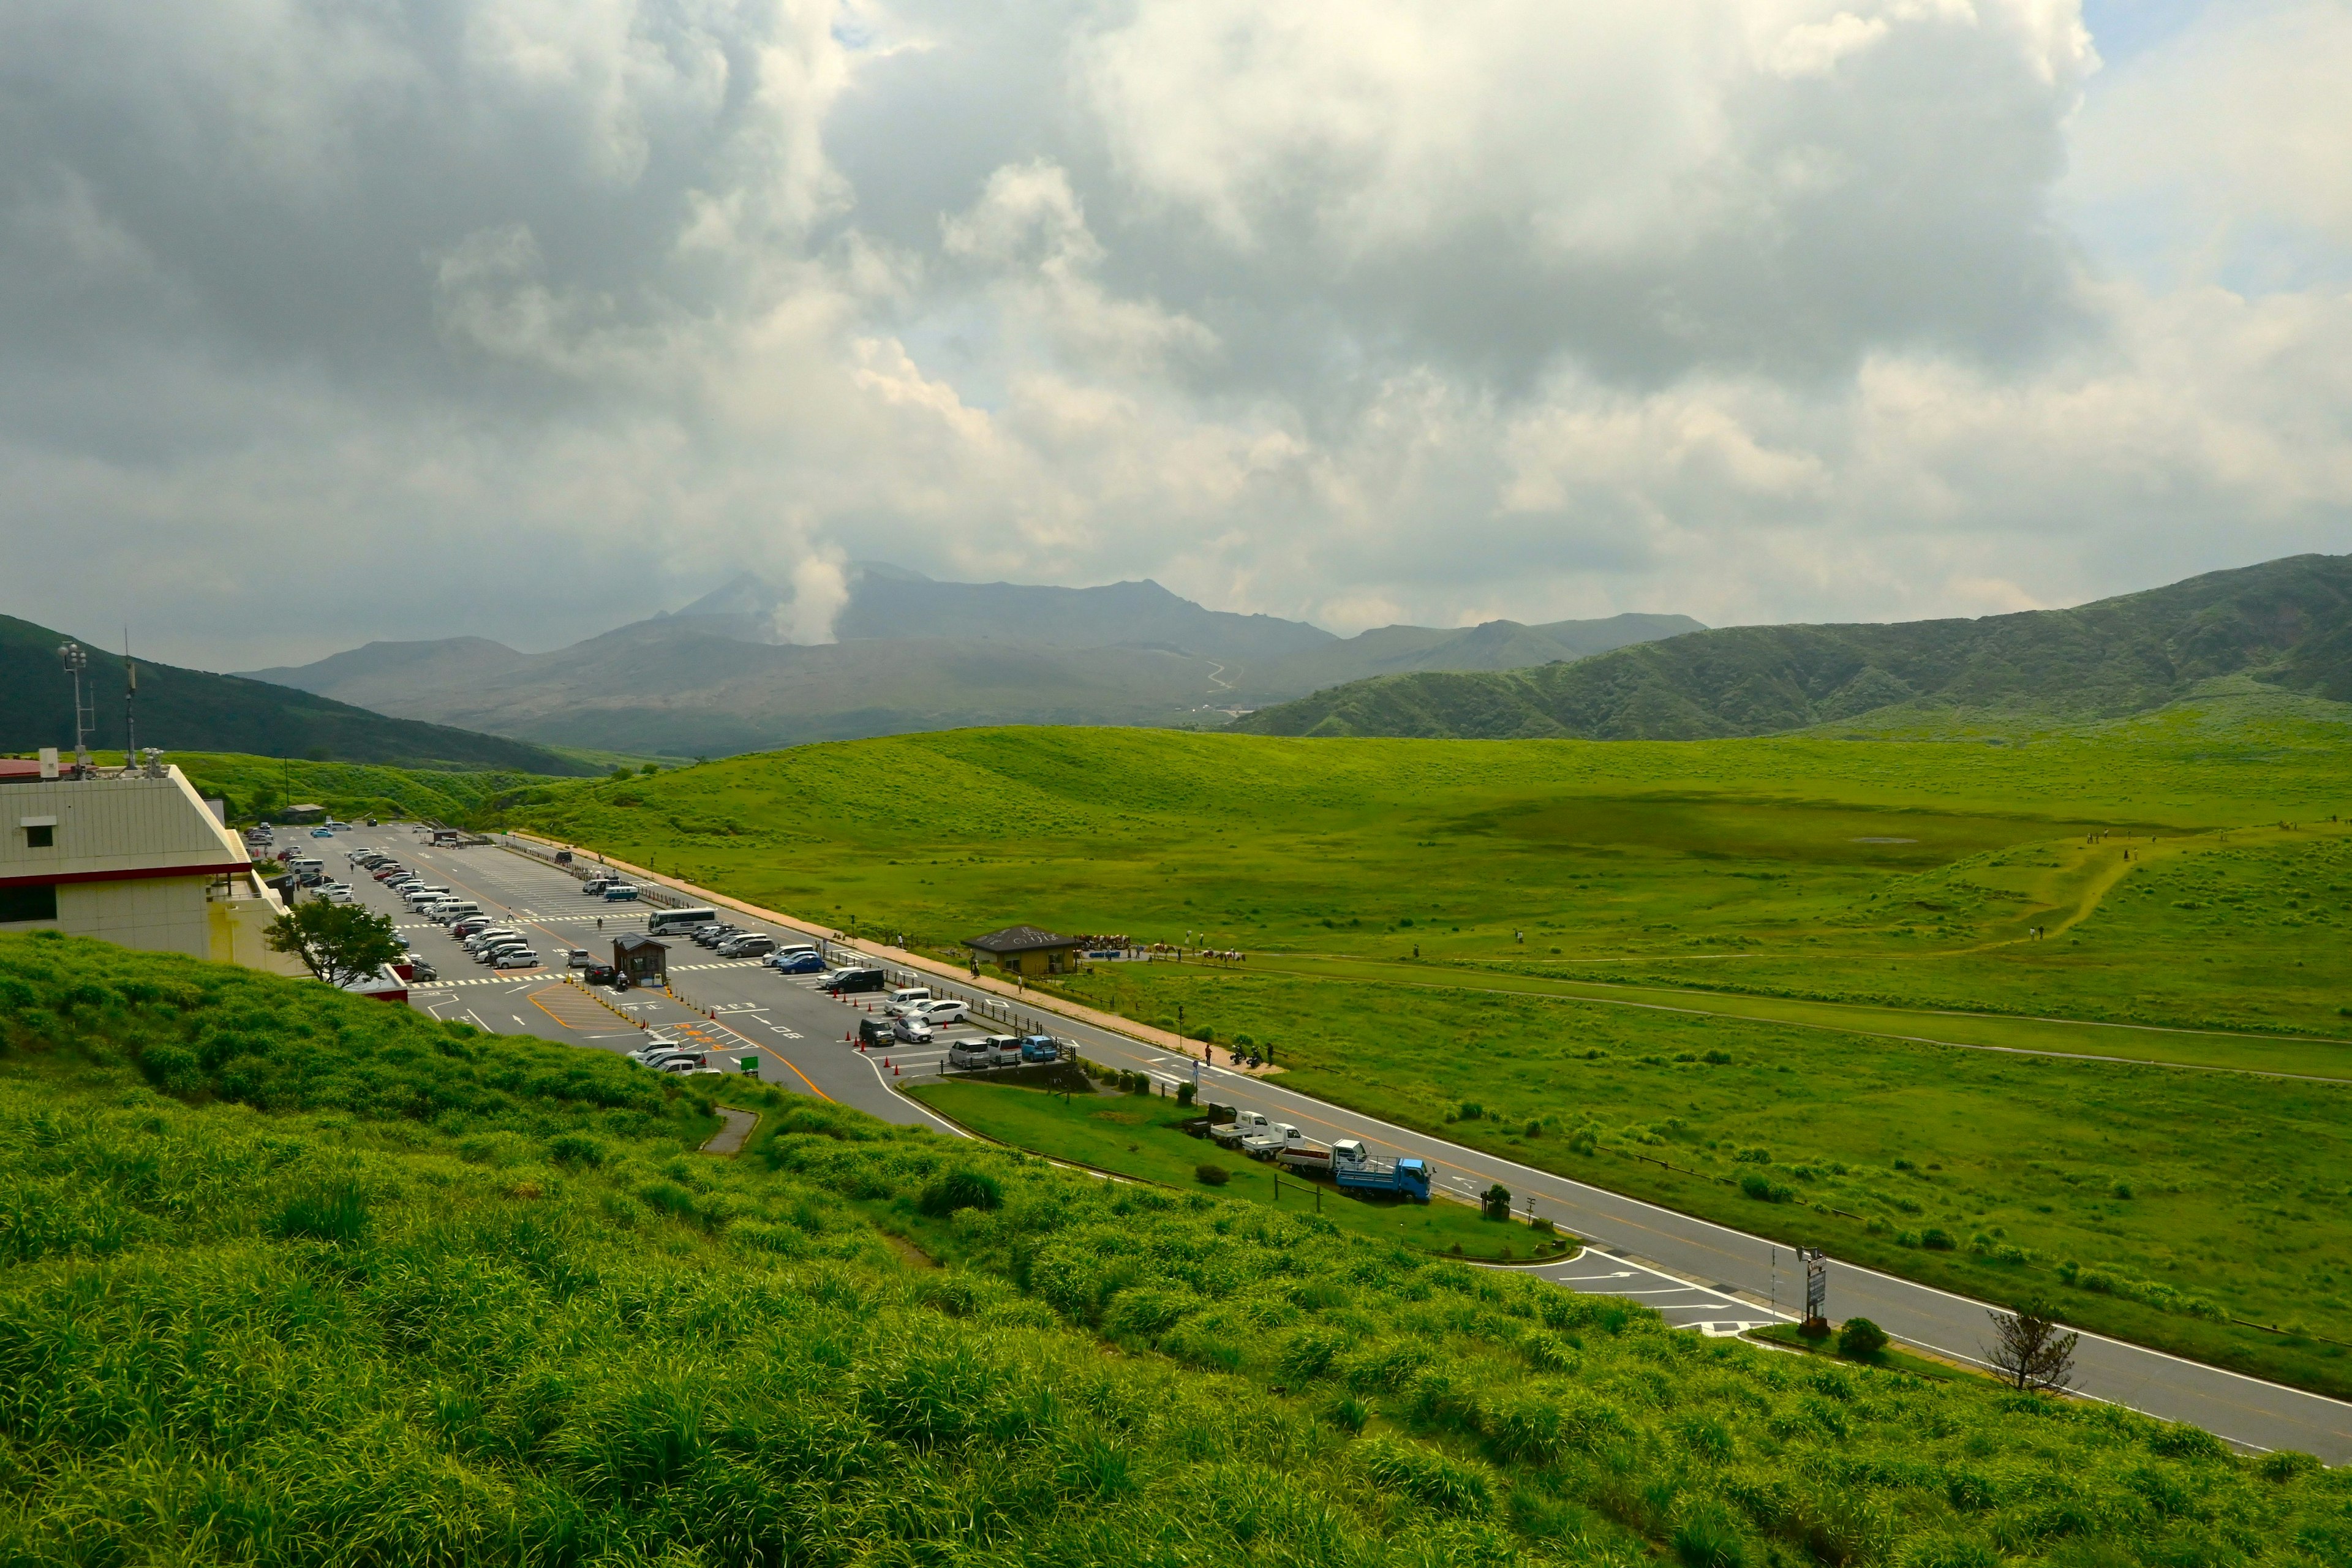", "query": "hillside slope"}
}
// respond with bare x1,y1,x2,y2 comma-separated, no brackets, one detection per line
241,568,1700,755
2,614,596,774
1236,553,2352,739
3,929,2344,1566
